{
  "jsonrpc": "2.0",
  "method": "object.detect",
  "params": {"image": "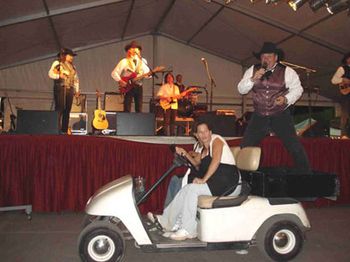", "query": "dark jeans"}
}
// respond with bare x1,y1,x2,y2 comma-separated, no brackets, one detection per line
163,108,177,136
241,109,311,174
54,85,74,133
124,85,143,112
